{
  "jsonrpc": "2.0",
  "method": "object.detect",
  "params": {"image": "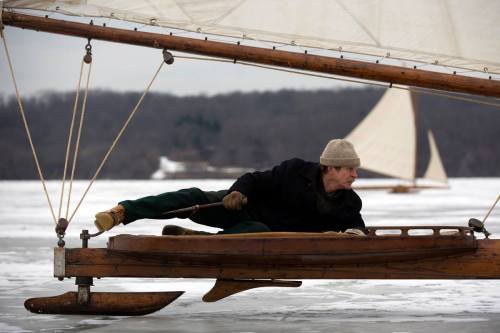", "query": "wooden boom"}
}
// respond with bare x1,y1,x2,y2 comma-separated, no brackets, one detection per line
2,11,500,97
